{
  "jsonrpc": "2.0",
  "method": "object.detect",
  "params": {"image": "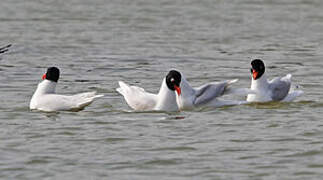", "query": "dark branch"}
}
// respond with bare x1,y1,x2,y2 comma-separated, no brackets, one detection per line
0,44,12,54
